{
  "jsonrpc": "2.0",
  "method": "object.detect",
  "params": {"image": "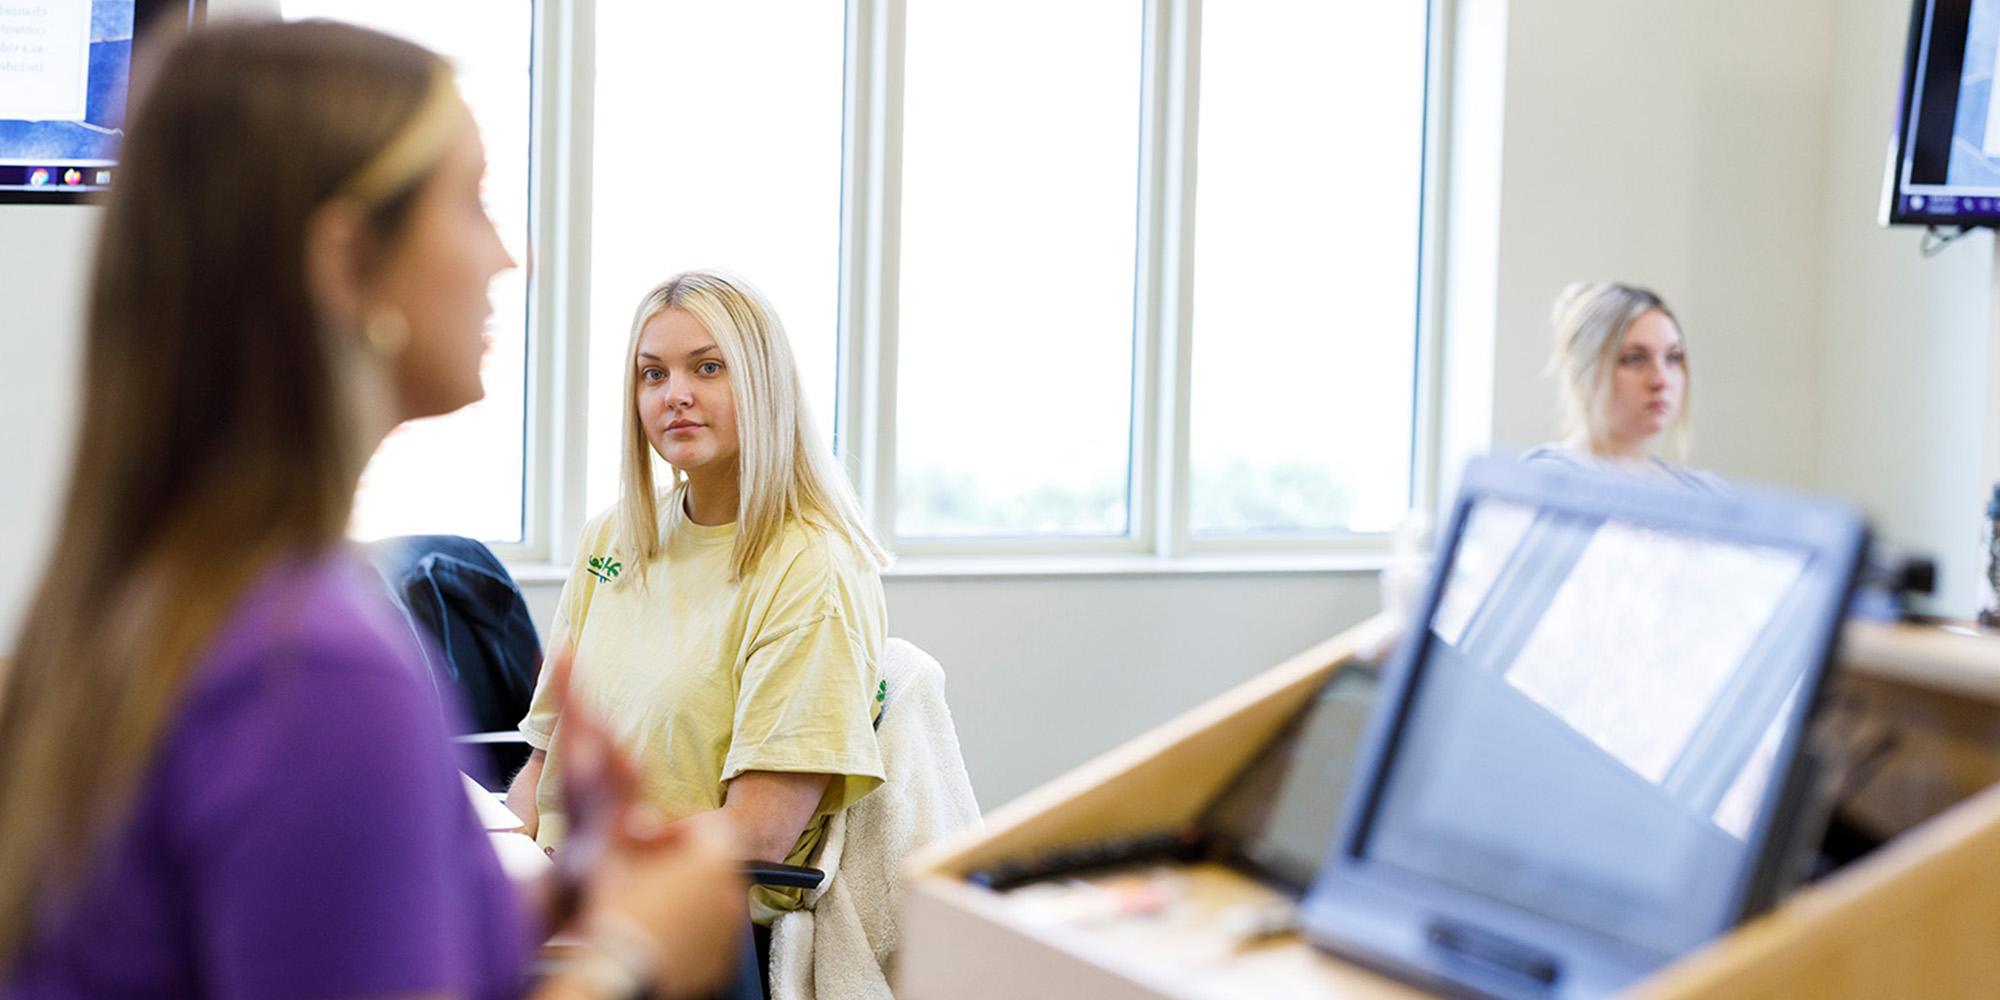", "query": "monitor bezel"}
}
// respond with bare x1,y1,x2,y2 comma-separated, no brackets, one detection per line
1300,456,1868,1000
0,0,205,206
1879,0,1995,228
